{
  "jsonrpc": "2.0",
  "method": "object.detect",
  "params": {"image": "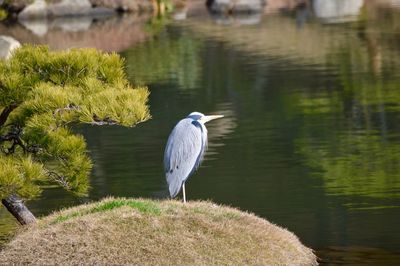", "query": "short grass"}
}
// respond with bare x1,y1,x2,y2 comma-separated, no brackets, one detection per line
52,199,160,224
0,198,317,265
